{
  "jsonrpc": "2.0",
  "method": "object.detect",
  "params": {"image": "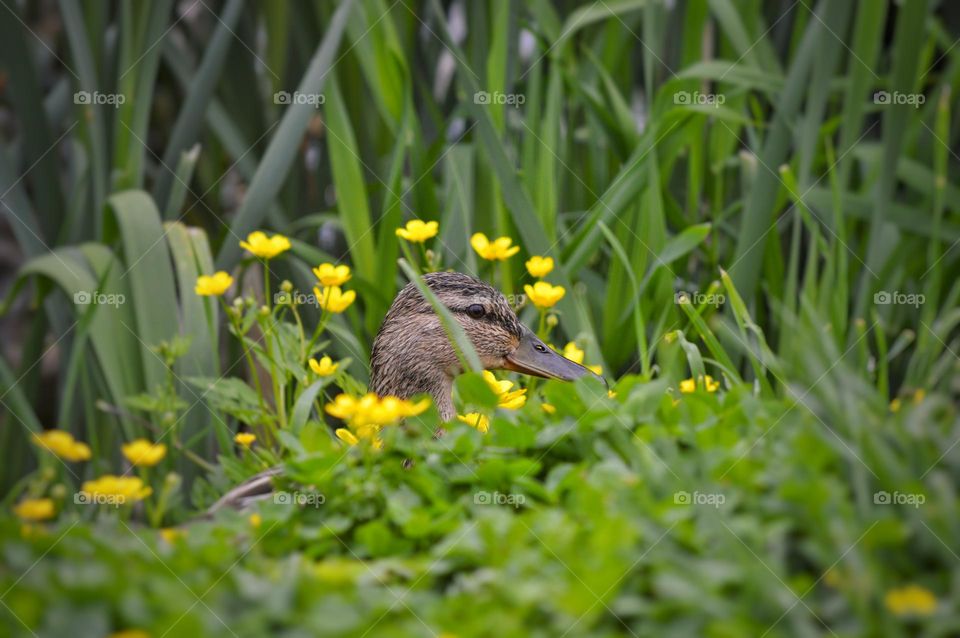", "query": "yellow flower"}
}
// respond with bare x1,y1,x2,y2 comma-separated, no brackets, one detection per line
524,282,566,309
313,286,356,313
482,371,528,410
396,219,439,243
13,498,56,521
81,475,152,504
541,403,556,415
309,356,338,377
890,398,902,413
194,271,234,296
240,231,291,259
457,413,490,434
884,584,937,617
326,393,429,447
32,429,91,462
525,256,554,278
913,389,926,403
470,232,520,261
108,631,151,638
121,439,167,467
159,528,185,544
234,432,256,447
312,263,351,287
249,513,262,528
679,375,720,393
